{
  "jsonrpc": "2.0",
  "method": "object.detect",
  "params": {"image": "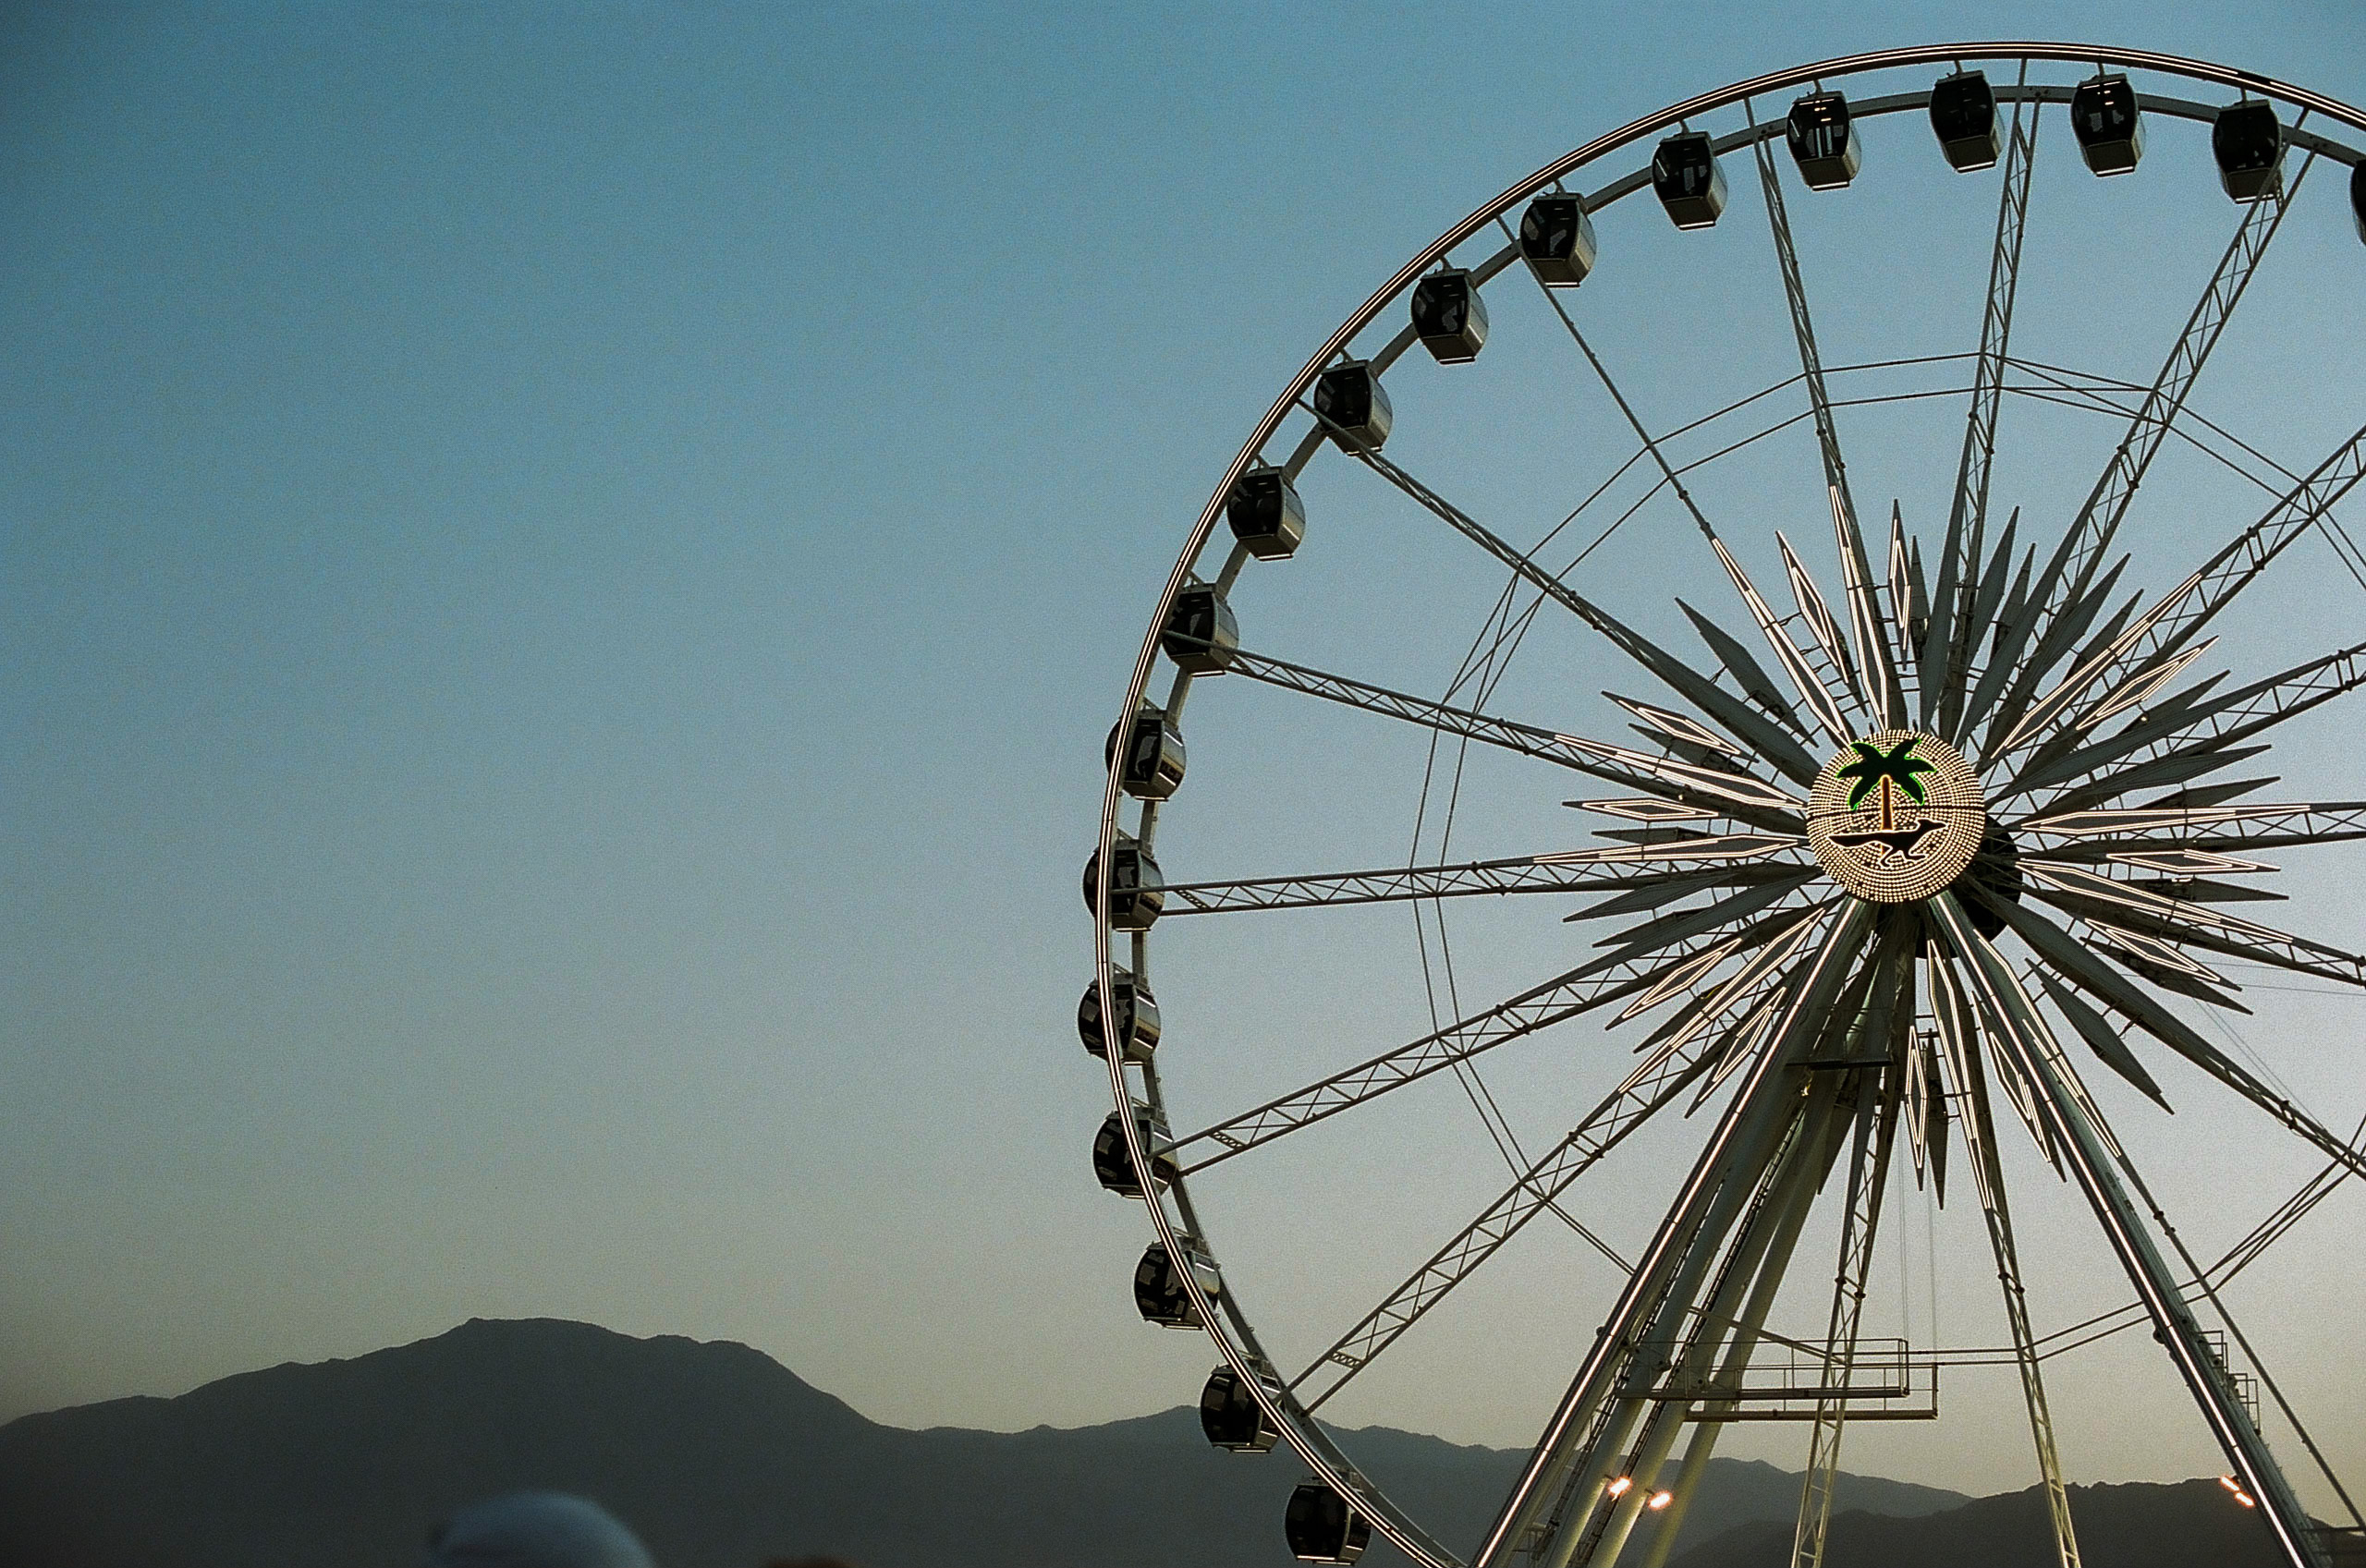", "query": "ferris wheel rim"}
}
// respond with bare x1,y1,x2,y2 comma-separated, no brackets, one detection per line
1088,42,2366,1568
